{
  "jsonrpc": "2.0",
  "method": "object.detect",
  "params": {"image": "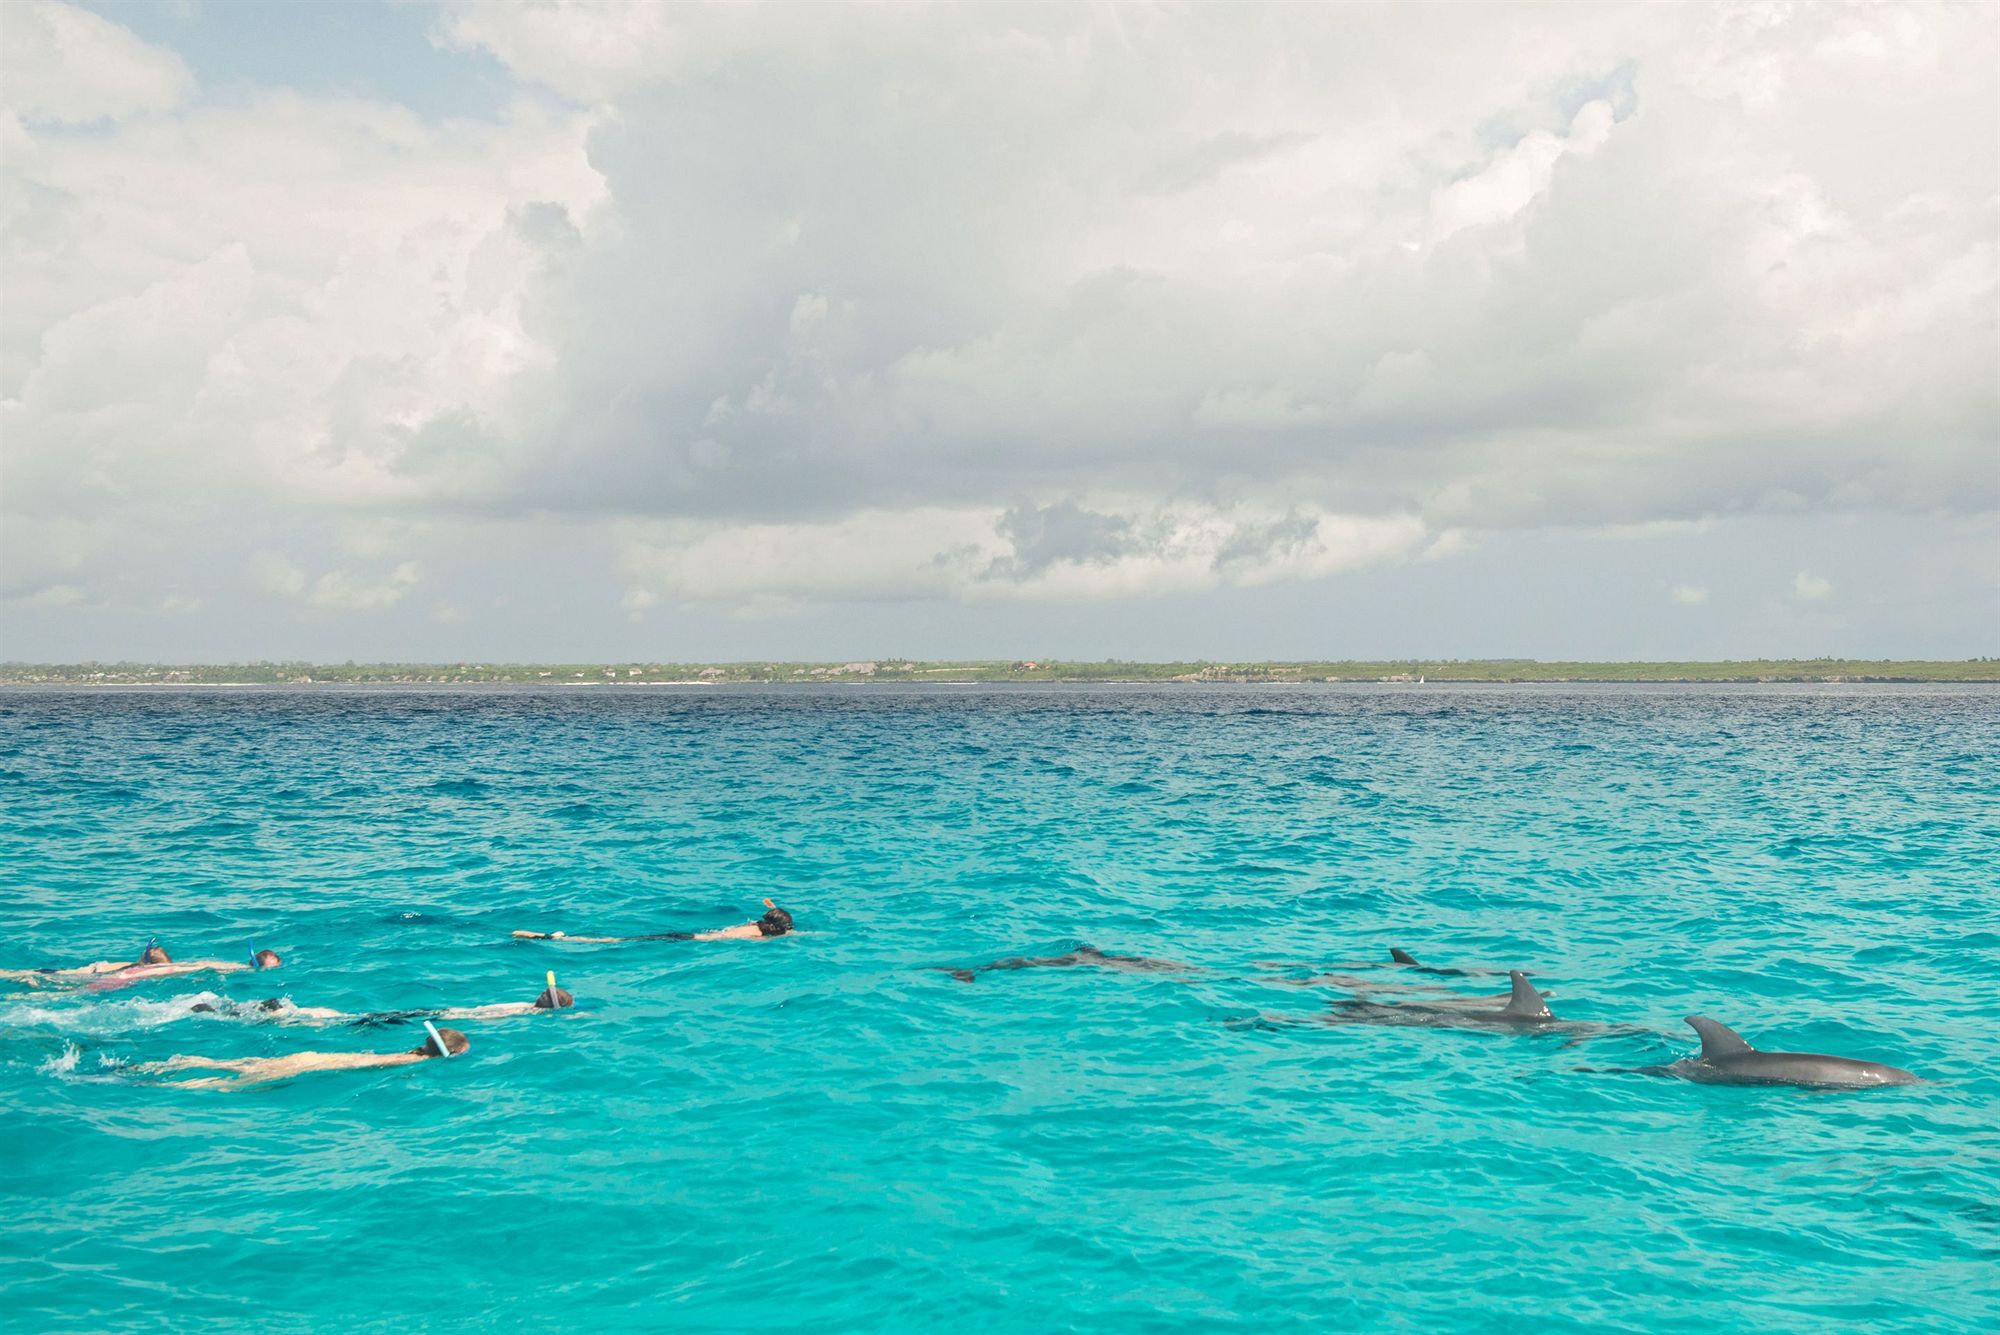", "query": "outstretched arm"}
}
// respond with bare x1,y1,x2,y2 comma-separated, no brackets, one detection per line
435,1002,536,1020
2,961,128,985
513,930,627,942
84,960,247,993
